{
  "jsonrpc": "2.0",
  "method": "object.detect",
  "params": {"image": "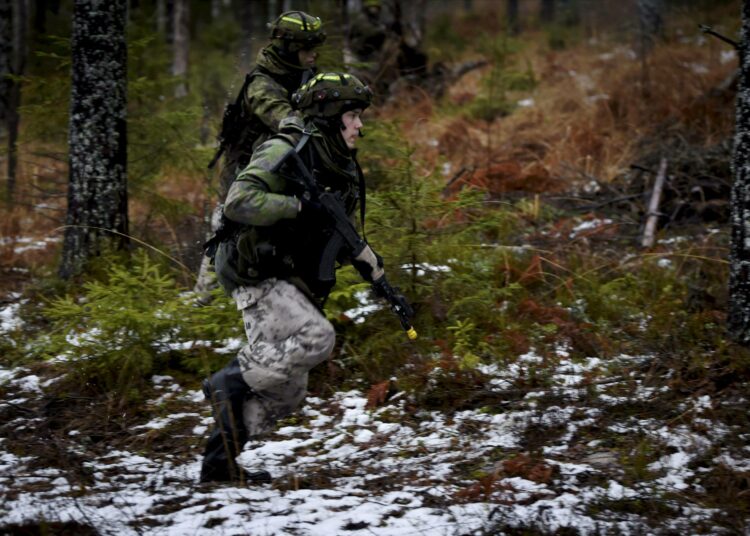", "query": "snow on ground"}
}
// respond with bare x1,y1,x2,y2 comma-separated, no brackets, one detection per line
1,344,748,535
